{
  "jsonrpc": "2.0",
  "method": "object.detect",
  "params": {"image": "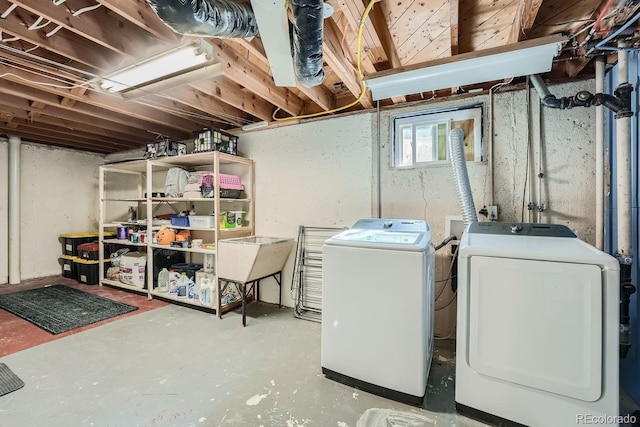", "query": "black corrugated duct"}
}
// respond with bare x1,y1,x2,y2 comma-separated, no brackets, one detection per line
147,0,326,88
290,0,326,87
146,0,259,38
